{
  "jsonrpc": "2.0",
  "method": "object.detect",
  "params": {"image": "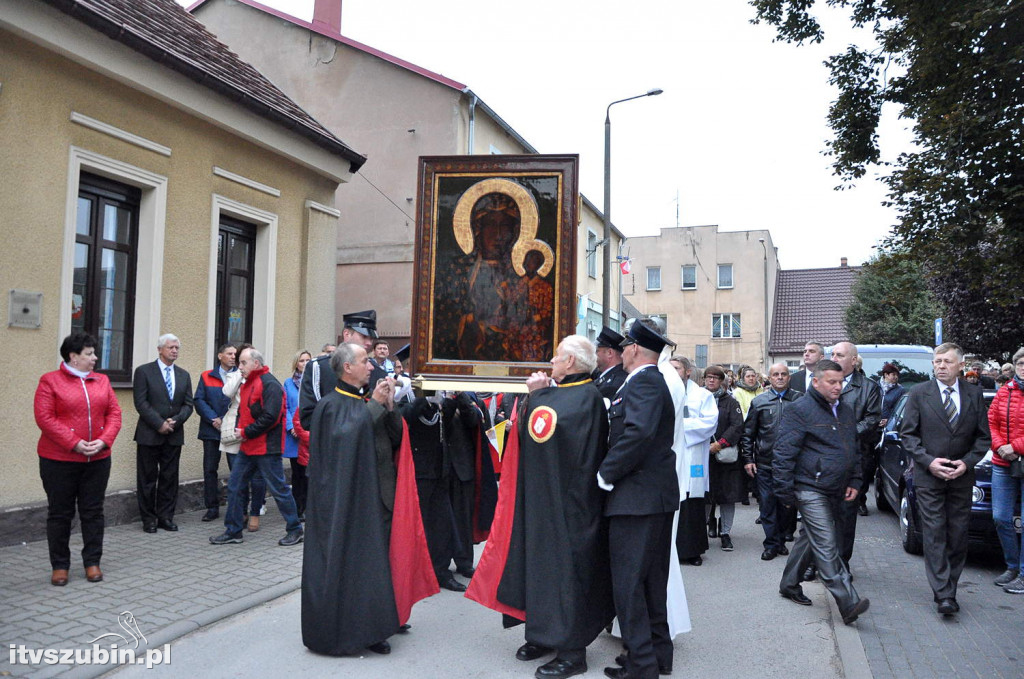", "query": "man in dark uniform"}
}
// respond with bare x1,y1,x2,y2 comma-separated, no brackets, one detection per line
496,335,614,679
598,321,679,679
593,326,627,400
298,310,386,430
